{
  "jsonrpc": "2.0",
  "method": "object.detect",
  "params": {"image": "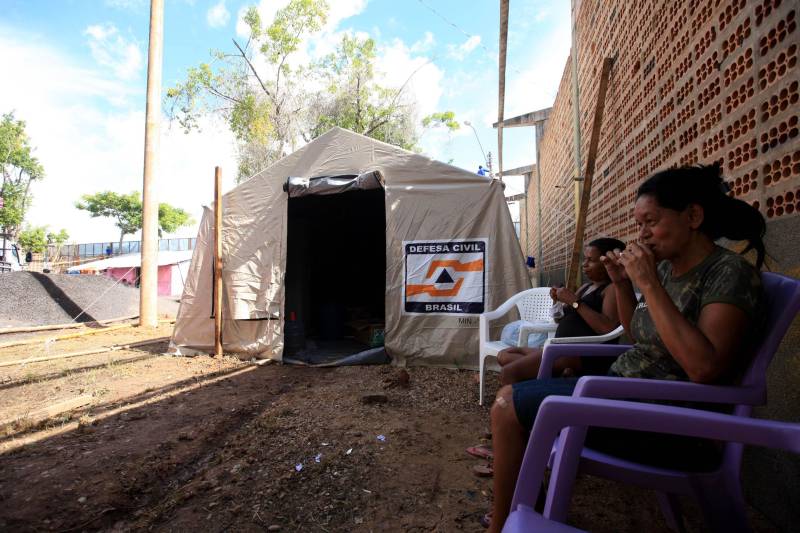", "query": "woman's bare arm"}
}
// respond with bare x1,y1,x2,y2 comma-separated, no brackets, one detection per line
601,252,638,332
622,243,749,383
